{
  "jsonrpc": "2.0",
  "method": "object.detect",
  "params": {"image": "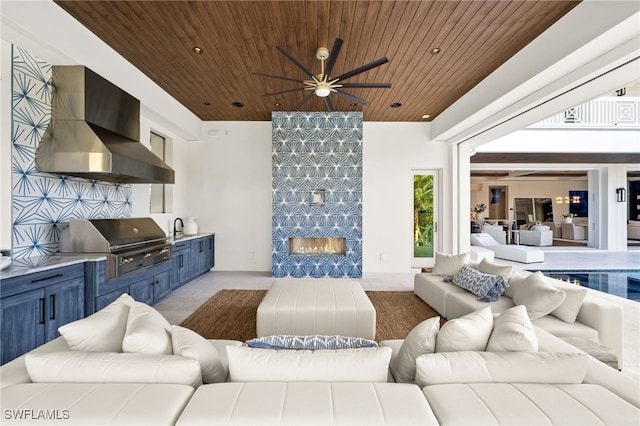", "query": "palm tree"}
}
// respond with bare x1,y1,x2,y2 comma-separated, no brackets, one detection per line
414,175,433,247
